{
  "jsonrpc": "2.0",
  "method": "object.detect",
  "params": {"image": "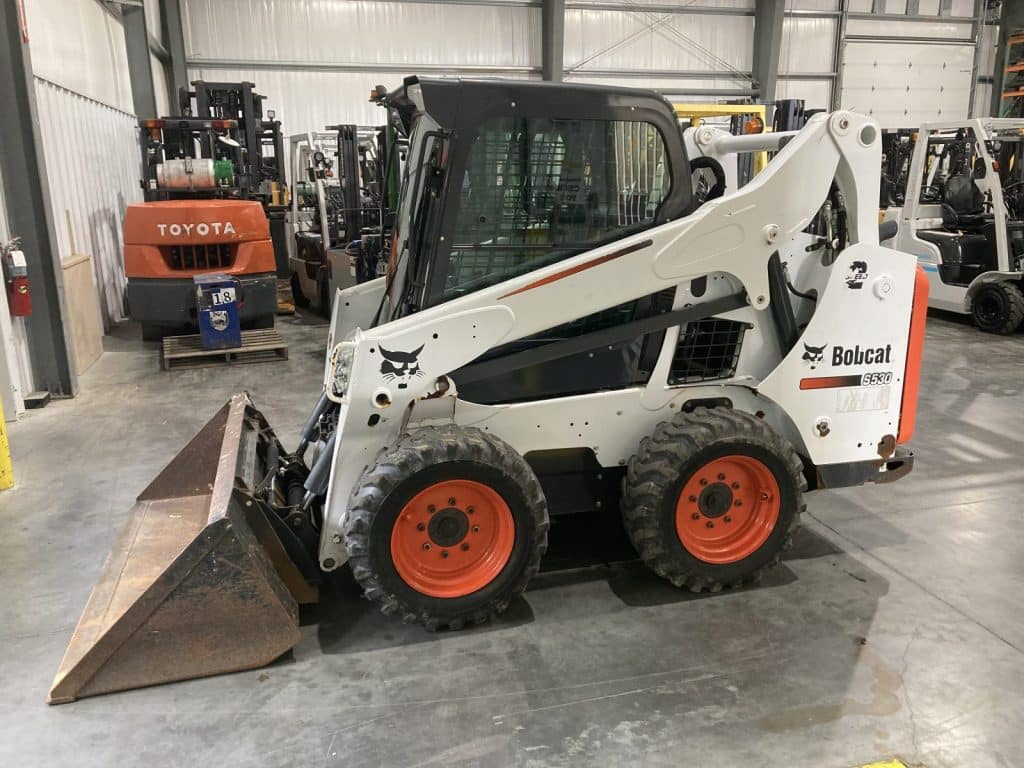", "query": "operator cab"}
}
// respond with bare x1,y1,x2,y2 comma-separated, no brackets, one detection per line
379,76,693,321
374,76,698,403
